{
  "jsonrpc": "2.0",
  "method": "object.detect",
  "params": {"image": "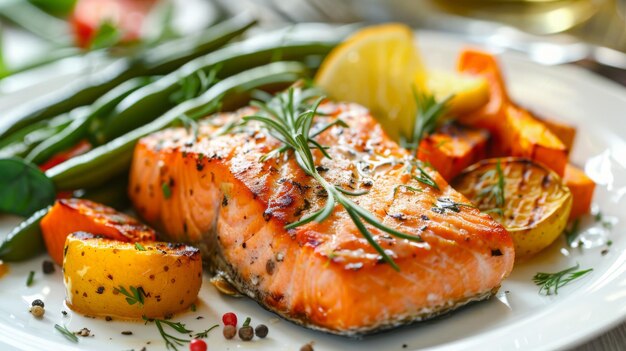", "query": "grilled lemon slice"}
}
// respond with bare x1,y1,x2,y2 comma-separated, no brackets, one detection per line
453,157,572,259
